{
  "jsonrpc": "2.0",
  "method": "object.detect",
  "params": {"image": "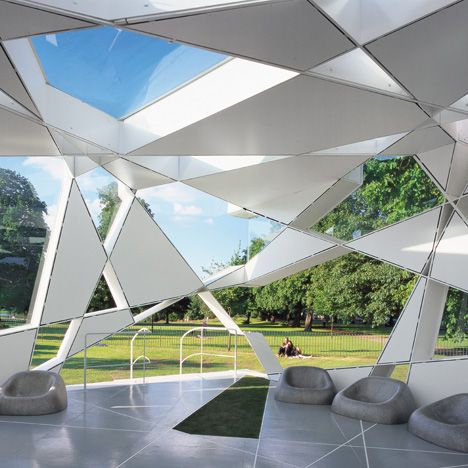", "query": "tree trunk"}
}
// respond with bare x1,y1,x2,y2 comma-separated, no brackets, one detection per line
165,311,169,324
304,311,313,332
